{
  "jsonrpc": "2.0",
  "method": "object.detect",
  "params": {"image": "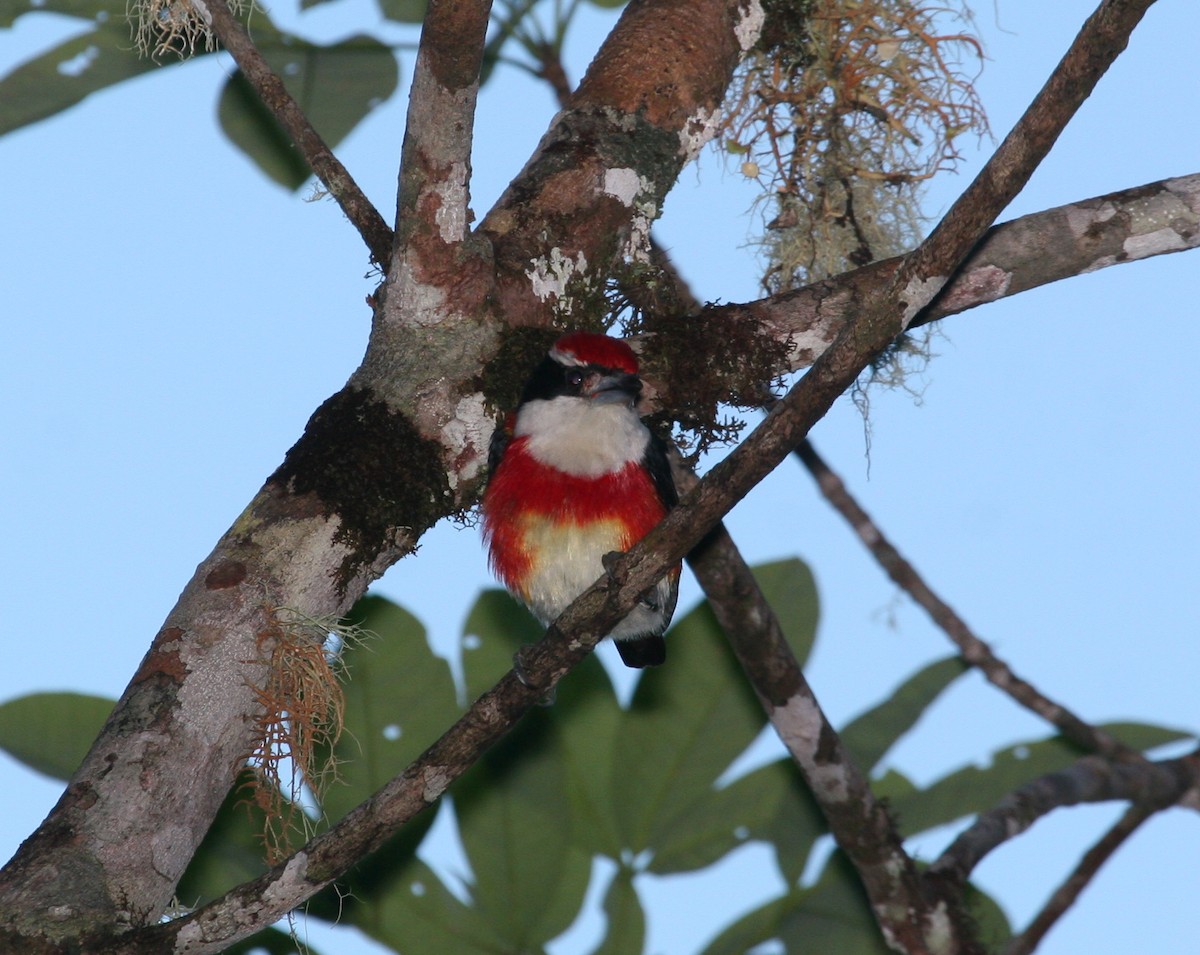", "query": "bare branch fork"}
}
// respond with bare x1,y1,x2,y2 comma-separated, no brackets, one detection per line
1002,804,1156,955
929,751,1200,890
0,0,1182,951
105,4,1162,952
